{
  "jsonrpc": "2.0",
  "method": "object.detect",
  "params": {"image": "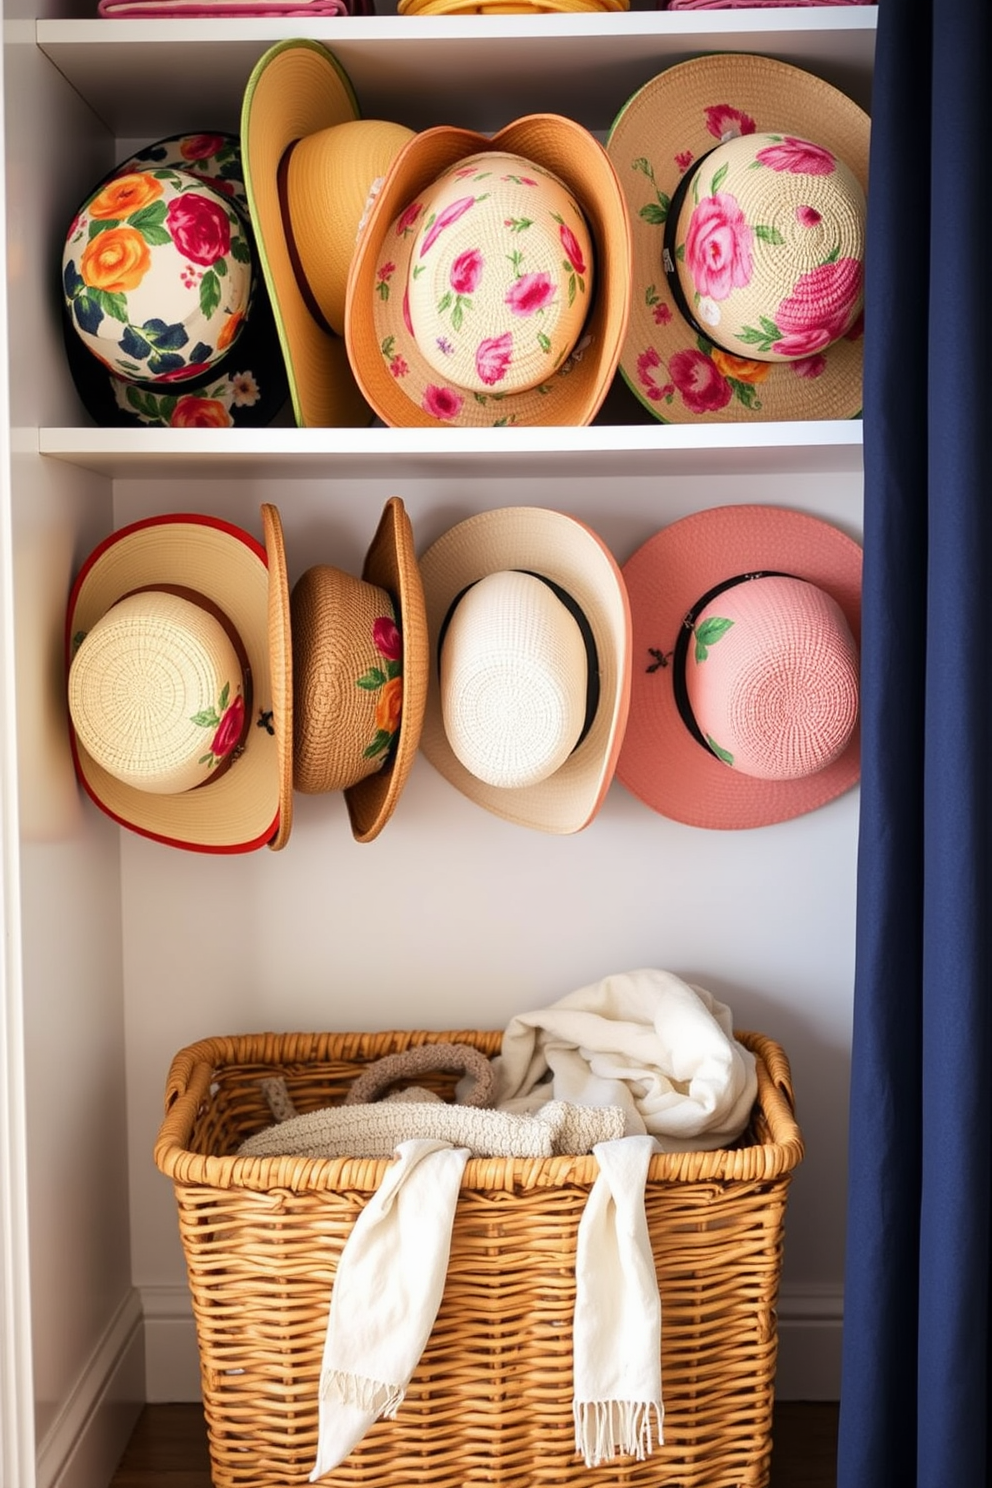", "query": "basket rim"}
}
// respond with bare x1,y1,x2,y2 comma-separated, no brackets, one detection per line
153,1027,803,1193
